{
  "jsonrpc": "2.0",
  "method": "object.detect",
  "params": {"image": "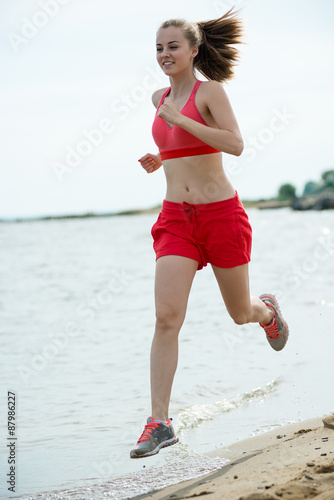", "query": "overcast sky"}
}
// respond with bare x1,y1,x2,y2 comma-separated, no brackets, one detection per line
1,0,333,218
